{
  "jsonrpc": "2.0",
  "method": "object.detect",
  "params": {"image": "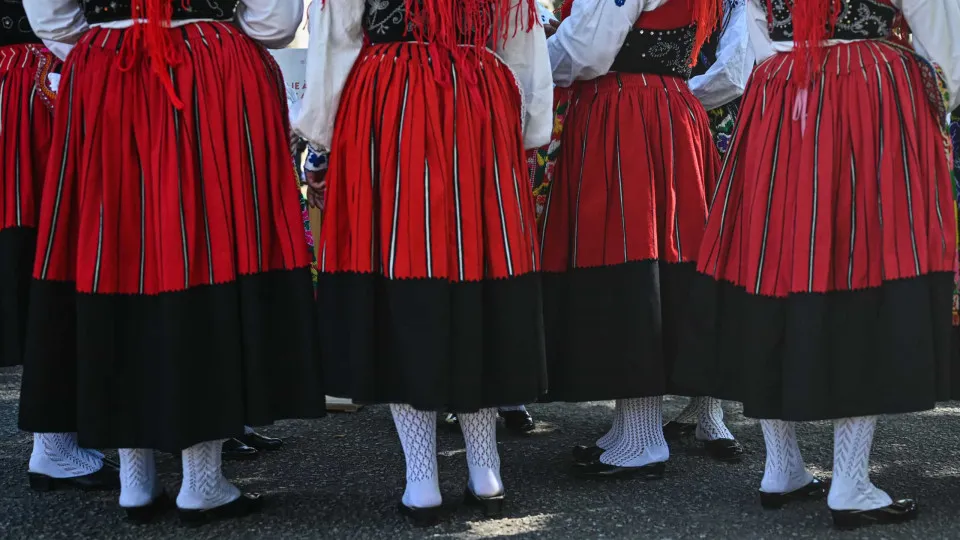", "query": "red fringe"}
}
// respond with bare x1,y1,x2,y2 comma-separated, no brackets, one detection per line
118,0,189,109
689,0,722,66
404,0,539,86
787,0,840,88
